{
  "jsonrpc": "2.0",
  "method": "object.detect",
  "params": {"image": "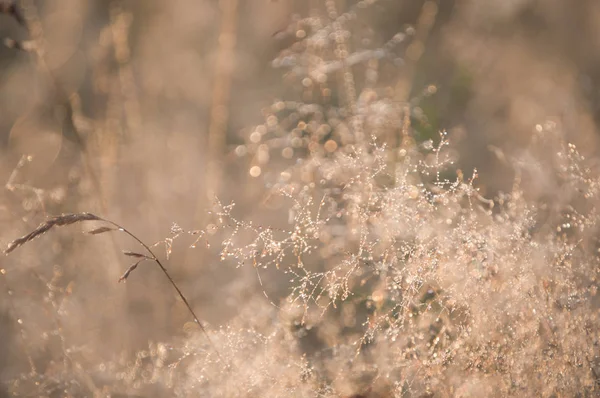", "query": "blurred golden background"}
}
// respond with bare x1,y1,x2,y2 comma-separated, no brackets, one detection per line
1,0,600,396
